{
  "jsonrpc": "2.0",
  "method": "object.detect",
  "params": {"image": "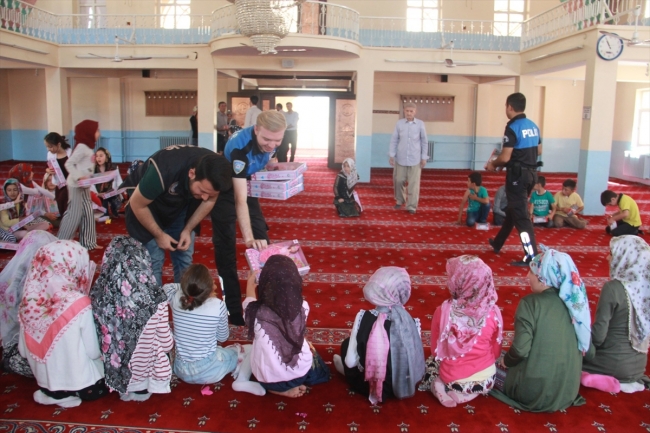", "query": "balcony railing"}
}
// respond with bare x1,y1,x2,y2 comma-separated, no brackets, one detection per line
211,1,360,43
358,17,521,51
1,0,646,51
520,0,645,51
